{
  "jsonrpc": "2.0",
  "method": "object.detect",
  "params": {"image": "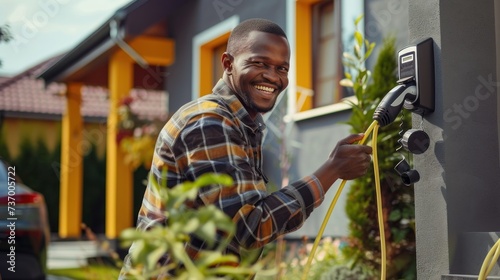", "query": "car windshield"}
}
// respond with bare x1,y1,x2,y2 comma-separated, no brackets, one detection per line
0,160,32,196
